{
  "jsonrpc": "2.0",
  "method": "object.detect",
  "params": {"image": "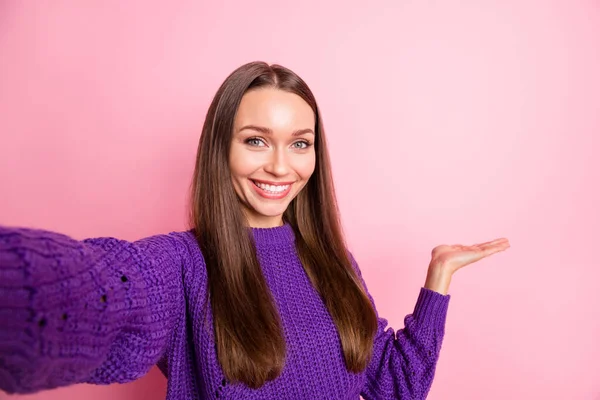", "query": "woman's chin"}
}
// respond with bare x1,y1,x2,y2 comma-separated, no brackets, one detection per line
255,208,287,219
247,203,288,219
